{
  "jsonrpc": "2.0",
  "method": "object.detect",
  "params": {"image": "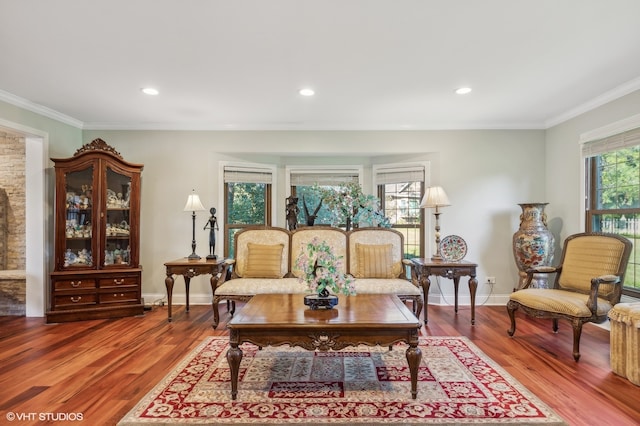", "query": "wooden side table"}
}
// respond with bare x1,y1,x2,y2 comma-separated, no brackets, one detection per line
410,258,478,325
163,258,226,323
